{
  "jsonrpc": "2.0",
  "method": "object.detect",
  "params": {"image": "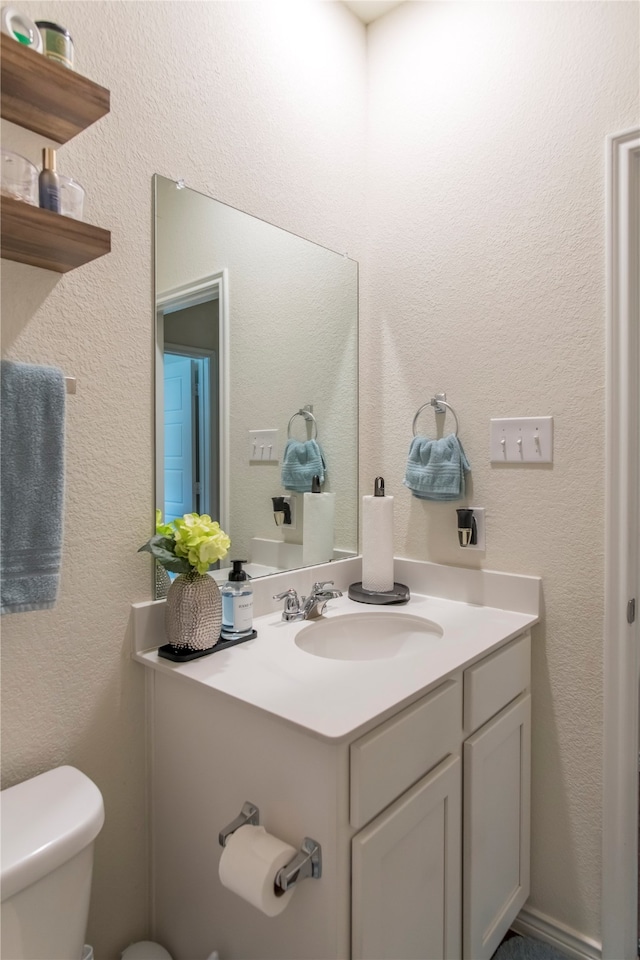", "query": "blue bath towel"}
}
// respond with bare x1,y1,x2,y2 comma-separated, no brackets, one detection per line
403,433,471,501
1,361,66,614
280,439,326,492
